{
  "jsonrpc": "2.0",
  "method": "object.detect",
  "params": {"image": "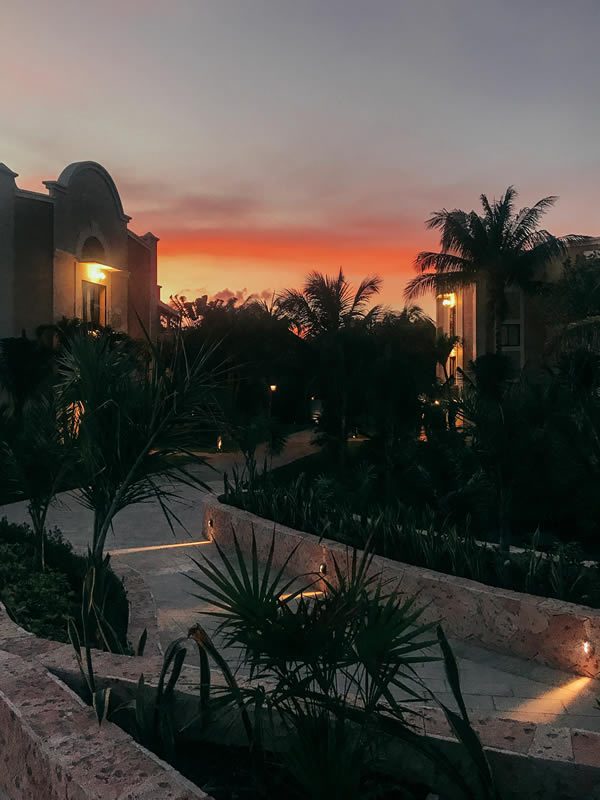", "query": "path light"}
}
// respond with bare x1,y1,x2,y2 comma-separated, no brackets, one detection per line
319,563,327,576
583,640,594,656
216,435,223,452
